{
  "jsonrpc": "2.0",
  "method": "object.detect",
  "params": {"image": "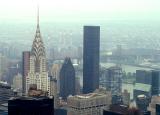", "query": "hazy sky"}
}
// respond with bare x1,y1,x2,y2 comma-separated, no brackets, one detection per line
0,0,160,23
